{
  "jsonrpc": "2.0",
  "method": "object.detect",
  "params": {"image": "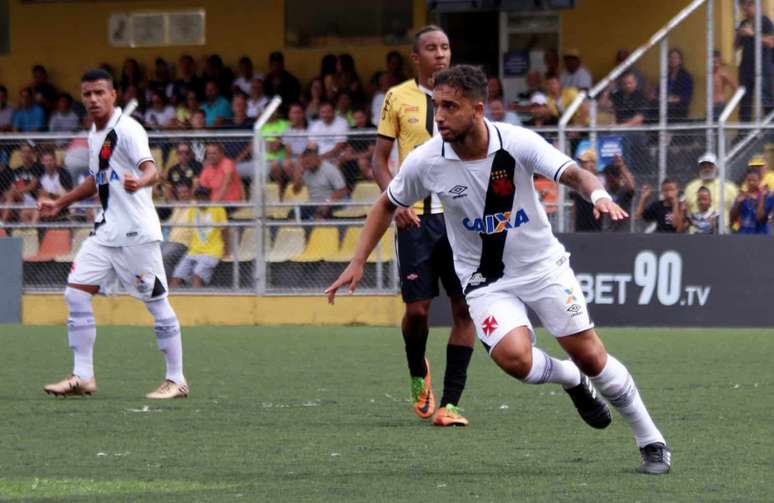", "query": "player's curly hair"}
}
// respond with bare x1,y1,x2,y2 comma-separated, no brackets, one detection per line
433,65,488,103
